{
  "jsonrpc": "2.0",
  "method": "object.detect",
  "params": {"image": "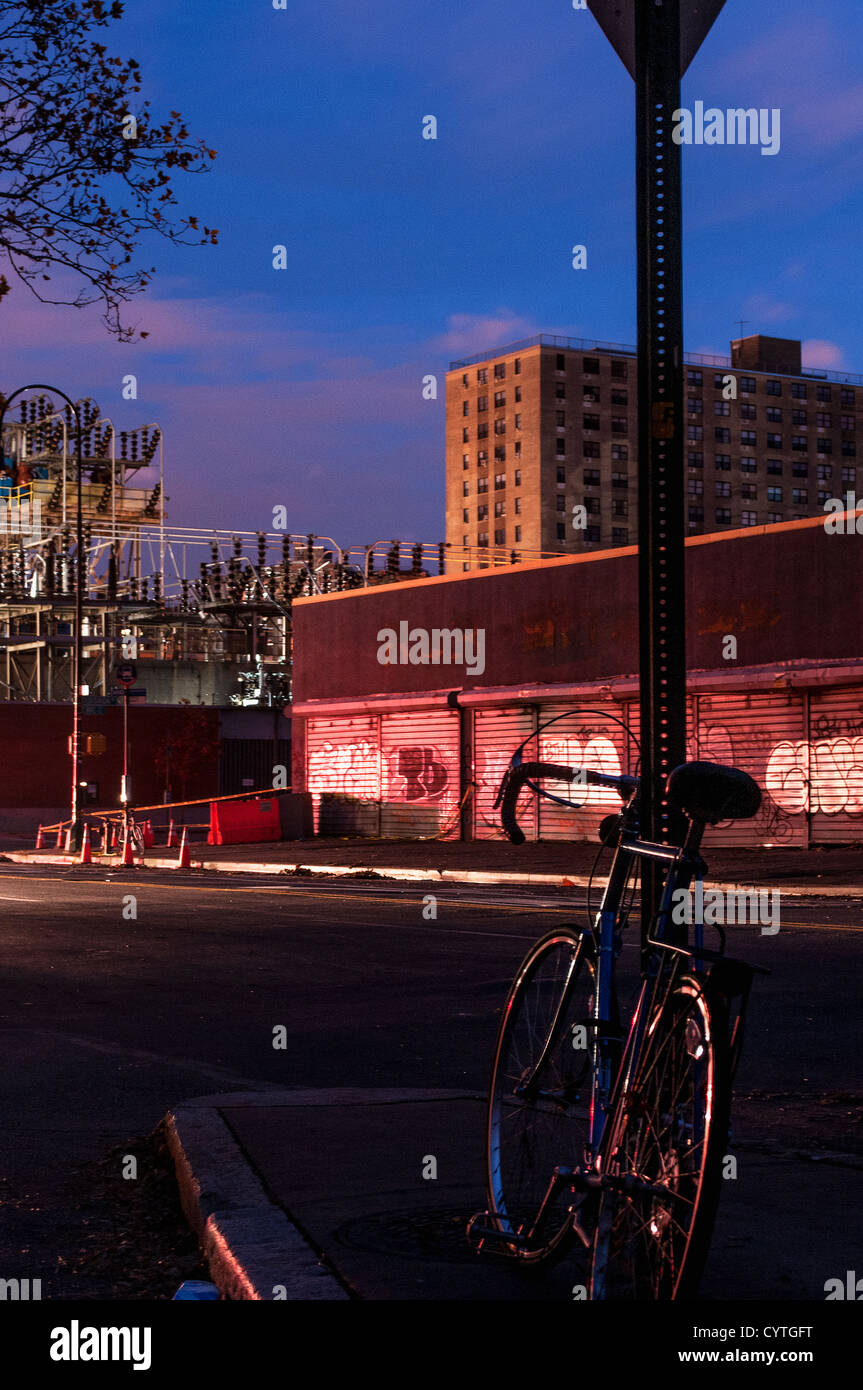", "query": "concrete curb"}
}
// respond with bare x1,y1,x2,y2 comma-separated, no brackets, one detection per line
164,1087,481,1301
4,846,861,897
